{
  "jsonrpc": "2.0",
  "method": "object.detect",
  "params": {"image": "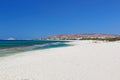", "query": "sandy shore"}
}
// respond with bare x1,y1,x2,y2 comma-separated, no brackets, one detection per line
0,40,120,80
